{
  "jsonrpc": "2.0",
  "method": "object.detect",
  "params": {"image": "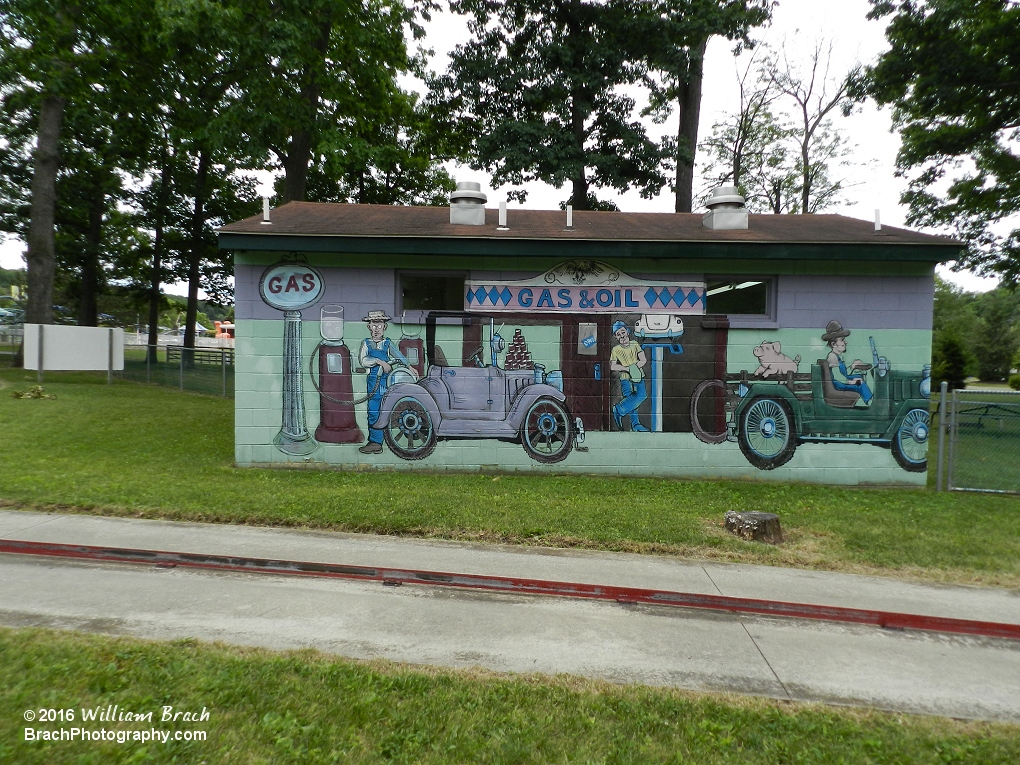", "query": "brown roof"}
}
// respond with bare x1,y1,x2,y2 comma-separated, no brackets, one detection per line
219,201,959,246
